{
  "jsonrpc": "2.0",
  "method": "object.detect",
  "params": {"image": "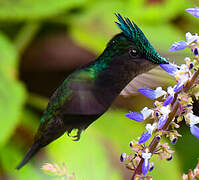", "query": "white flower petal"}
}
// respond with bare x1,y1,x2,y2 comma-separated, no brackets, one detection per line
187,113,199,127
180,64,189,72
141,107,154,120
179,74,189,83
145,123,156,134
167,86,175,96
185,32,198,44
160,106,171,116
155,87,167,98
142,148,152,160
